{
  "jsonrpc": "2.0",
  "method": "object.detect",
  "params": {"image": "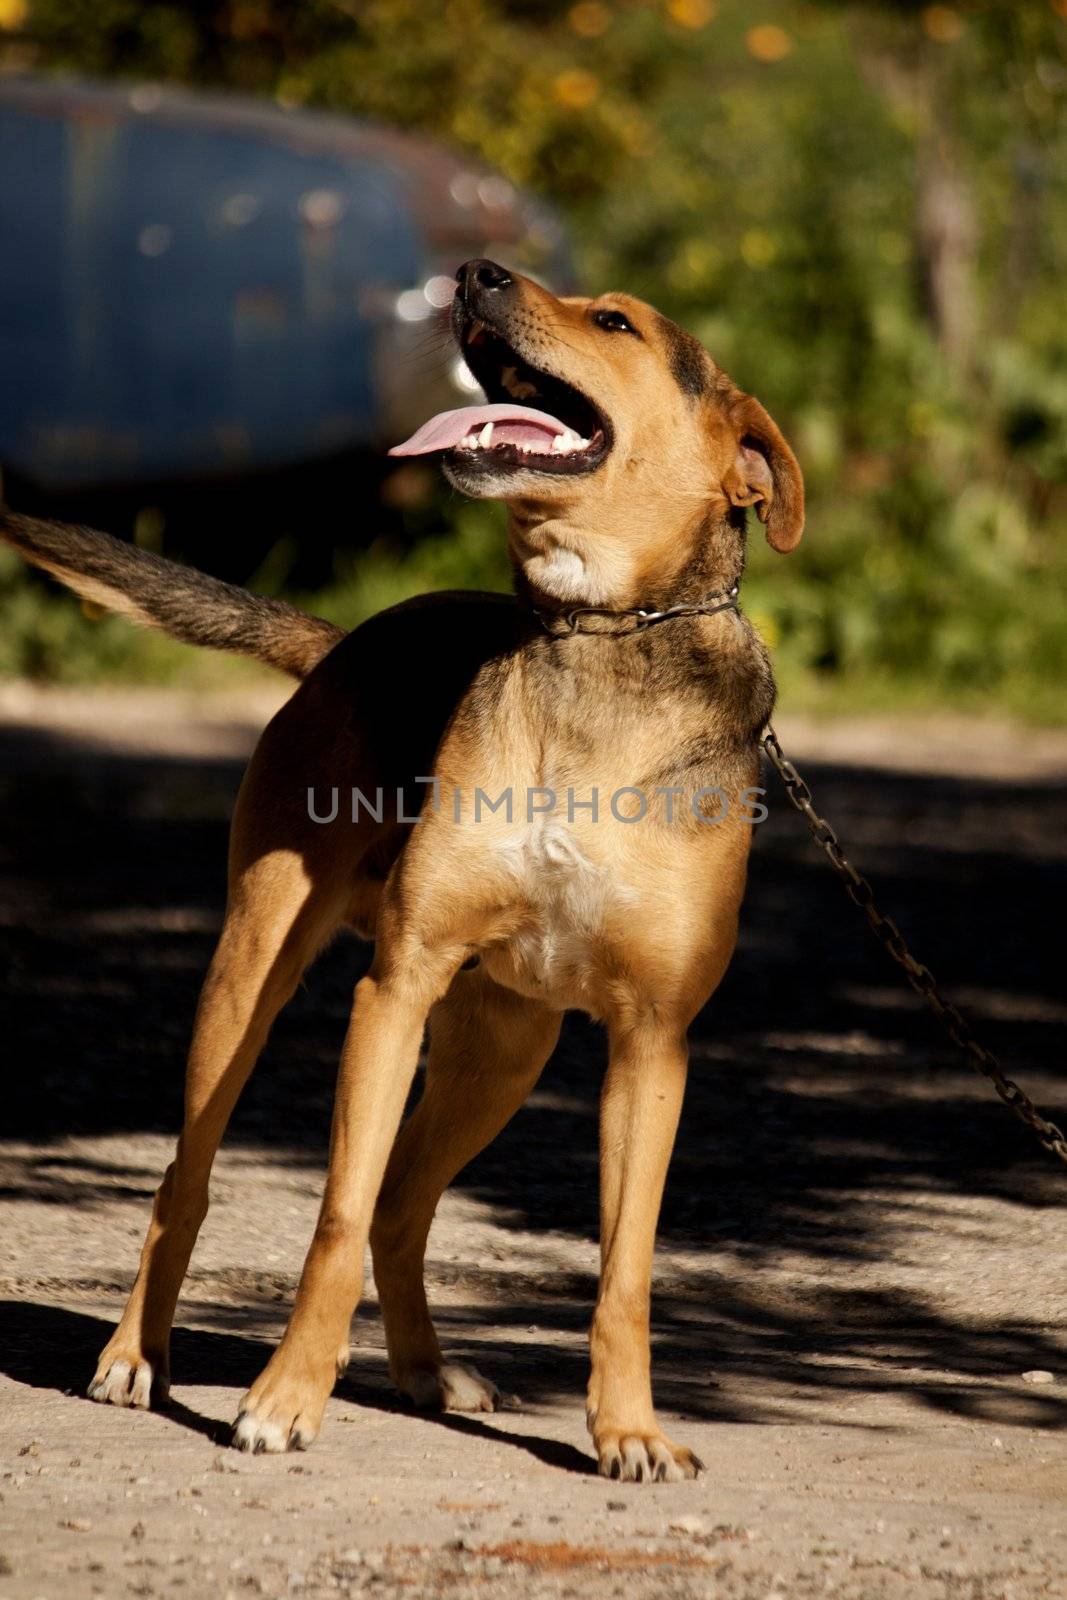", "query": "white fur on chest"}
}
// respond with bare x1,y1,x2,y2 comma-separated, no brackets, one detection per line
522,546,609,604
488,816,635,999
